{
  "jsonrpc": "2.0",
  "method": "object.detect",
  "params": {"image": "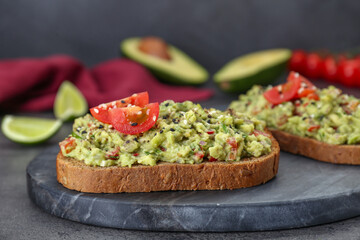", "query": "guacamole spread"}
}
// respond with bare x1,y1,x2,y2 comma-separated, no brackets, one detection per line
60,100,272,167
230,85,360,145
